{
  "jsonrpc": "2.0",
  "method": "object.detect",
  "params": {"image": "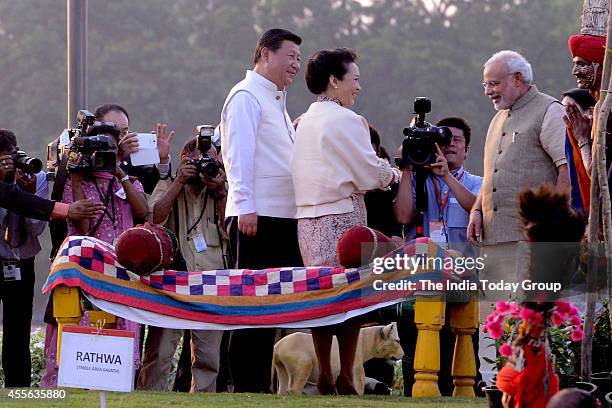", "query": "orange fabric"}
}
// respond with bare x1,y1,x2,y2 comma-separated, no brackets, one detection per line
496,344,559,408
567,127,591,214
